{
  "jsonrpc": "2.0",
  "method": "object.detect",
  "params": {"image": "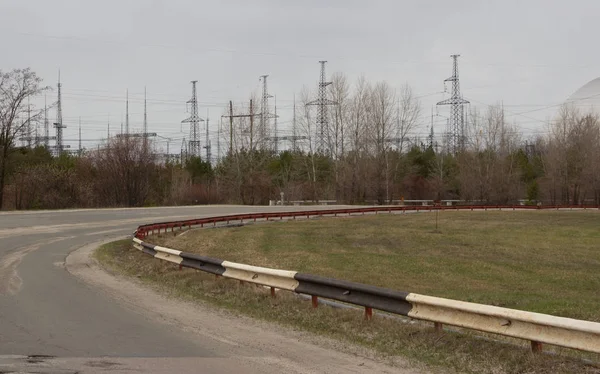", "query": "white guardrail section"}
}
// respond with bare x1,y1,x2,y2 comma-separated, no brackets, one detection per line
405,294,600,353
132,230,600,354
